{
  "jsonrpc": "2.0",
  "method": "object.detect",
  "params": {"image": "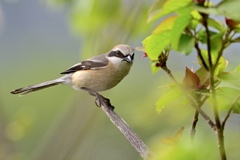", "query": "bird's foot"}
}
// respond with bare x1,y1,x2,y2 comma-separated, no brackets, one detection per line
81,87,114,110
